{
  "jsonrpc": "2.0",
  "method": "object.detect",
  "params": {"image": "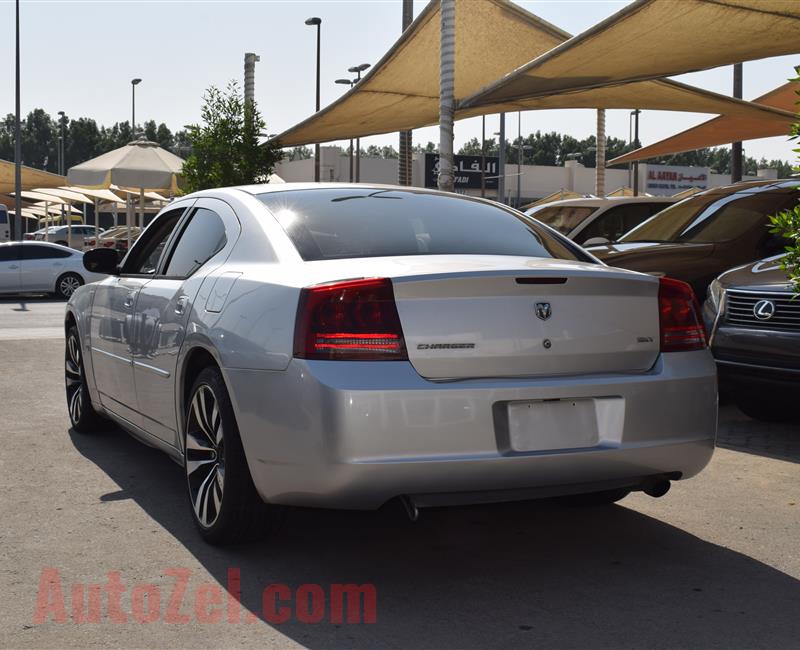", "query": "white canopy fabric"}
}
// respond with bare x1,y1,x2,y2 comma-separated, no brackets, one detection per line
34,202,81,214
275,0,795,147
62,186,123,203
608,81,798,165
0,159,65,194
31,187,93,204
10,190,70,205
67,138,185,193
462,0,800,108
